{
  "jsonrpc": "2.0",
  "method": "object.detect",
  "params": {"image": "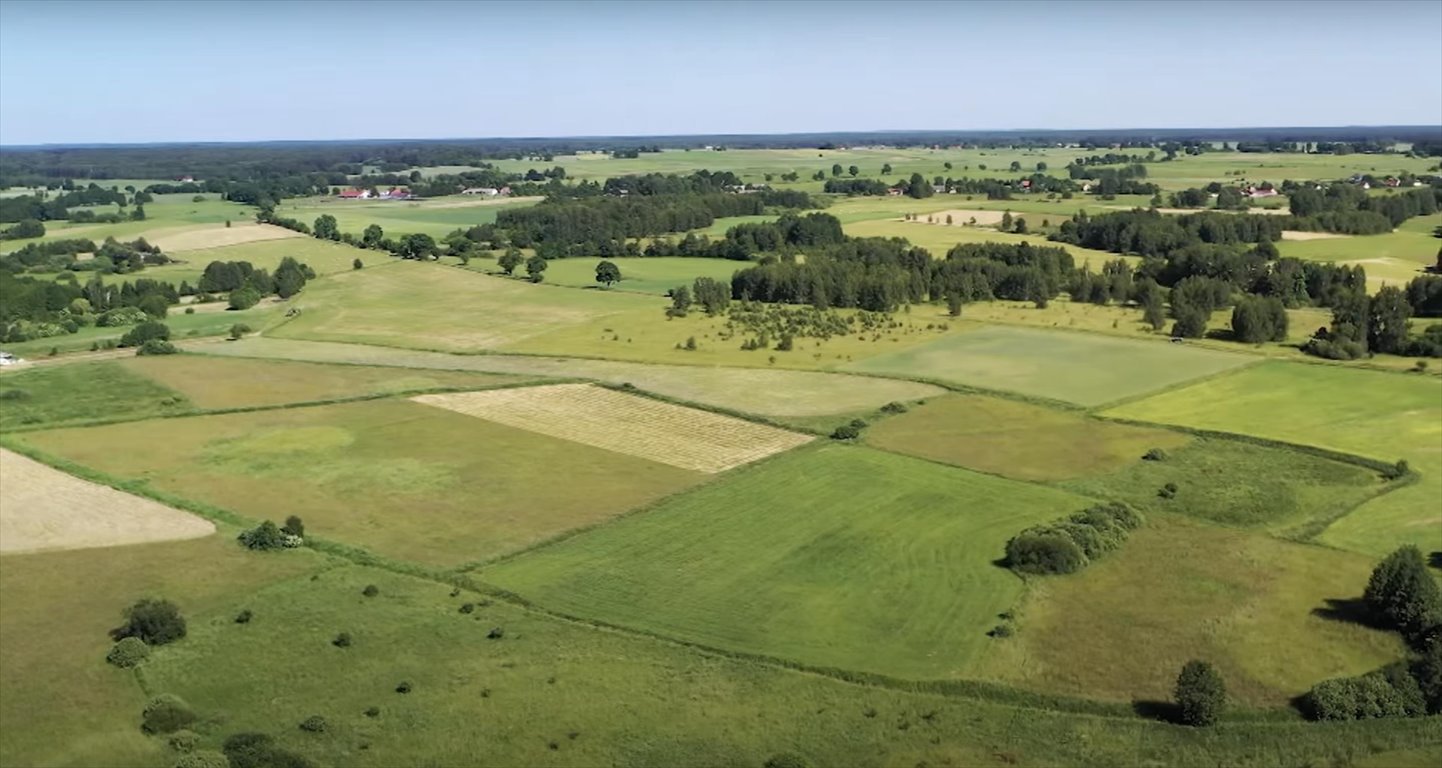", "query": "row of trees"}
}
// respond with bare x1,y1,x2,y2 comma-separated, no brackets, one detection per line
1004,502,1145,575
